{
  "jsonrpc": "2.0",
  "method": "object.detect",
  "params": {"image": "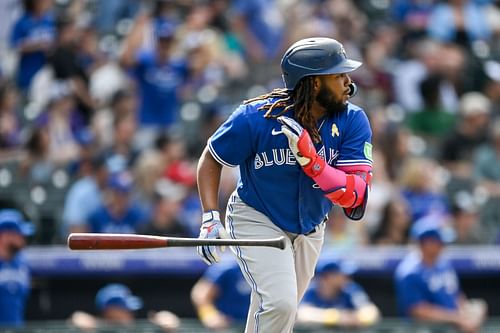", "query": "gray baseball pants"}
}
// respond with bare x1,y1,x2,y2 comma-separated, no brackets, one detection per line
225,192,325,333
